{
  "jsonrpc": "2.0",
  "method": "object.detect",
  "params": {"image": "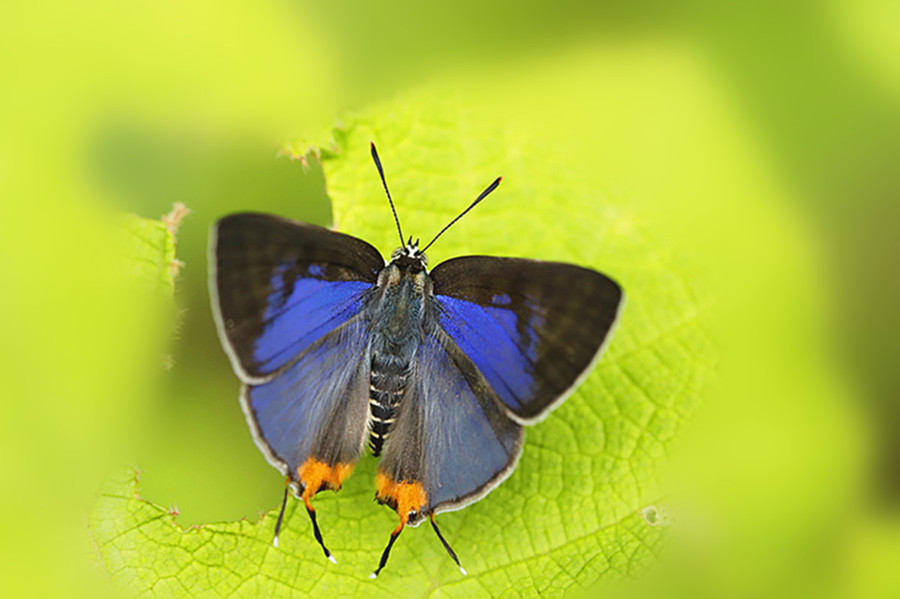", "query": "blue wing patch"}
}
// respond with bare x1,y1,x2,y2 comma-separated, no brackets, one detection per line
435,295,540,417
252,272,371,375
